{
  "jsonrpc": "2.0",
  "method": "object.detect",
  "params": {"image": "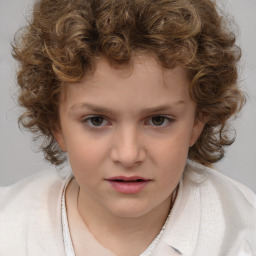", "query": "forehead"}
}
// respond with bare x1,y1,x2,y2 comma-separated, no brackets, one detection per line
90,55,189,82
60,55,193,112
